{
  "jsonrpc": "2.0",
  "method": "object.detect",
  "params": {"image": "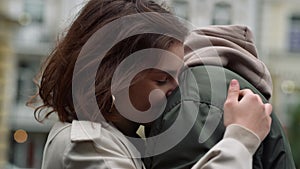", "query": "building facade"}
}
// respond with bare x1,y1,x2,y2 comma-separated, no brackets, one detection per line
168,0,259,37
0,8,17,169
260,1,300,166
1,0,86,168
260,0,300,125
